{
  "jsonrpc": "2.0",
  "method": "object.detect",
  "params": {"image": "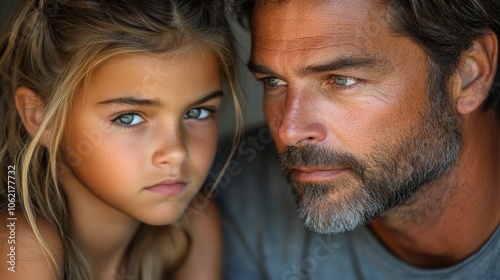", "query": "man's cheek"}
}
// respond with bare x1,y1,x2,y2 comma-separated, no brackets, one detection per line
264,103,283,134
